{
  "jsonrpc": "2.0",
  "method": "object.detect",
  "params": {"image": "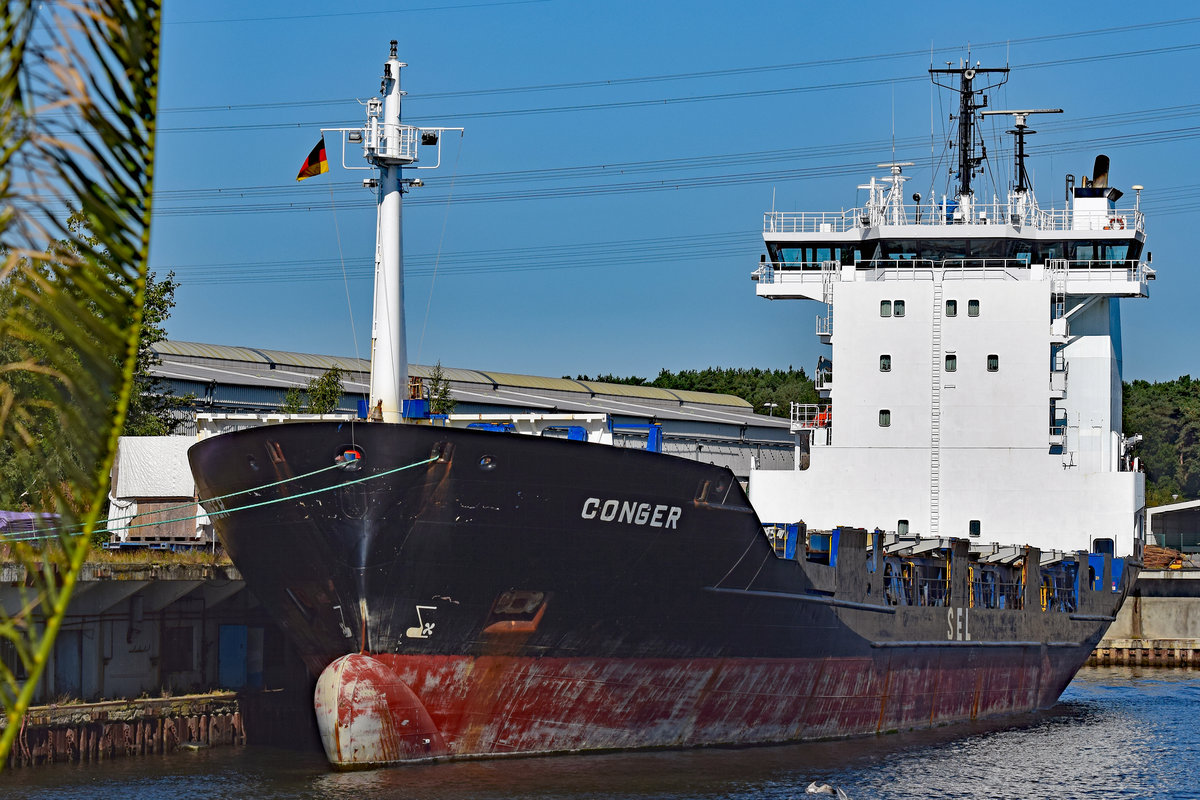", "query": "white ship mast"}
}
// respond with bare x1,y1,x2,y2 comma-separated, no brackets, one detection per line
324,41,460,423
